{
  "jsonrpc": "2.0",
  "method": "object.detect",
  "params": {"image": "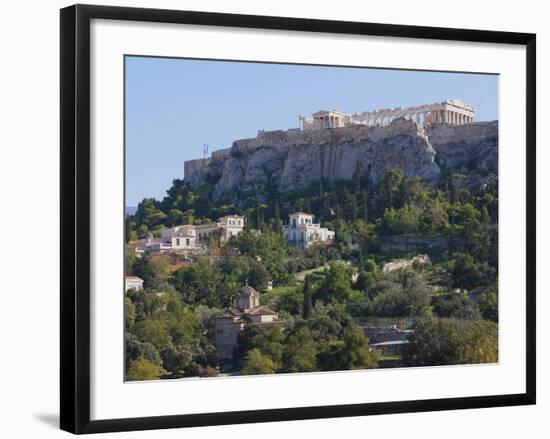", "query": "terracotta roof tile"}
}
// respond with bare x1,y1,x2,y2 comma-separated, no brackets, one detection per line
246,306,278,316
